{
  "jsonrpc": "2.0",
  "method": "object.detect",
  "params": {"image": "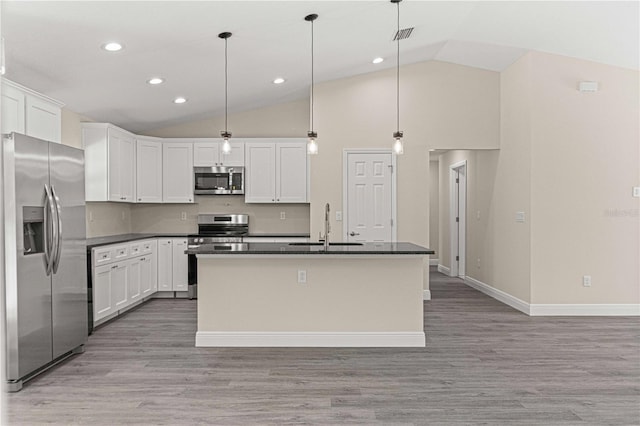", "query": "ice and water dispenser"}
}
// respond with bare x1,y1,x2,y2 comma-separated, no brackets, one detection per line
22,206,44,255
